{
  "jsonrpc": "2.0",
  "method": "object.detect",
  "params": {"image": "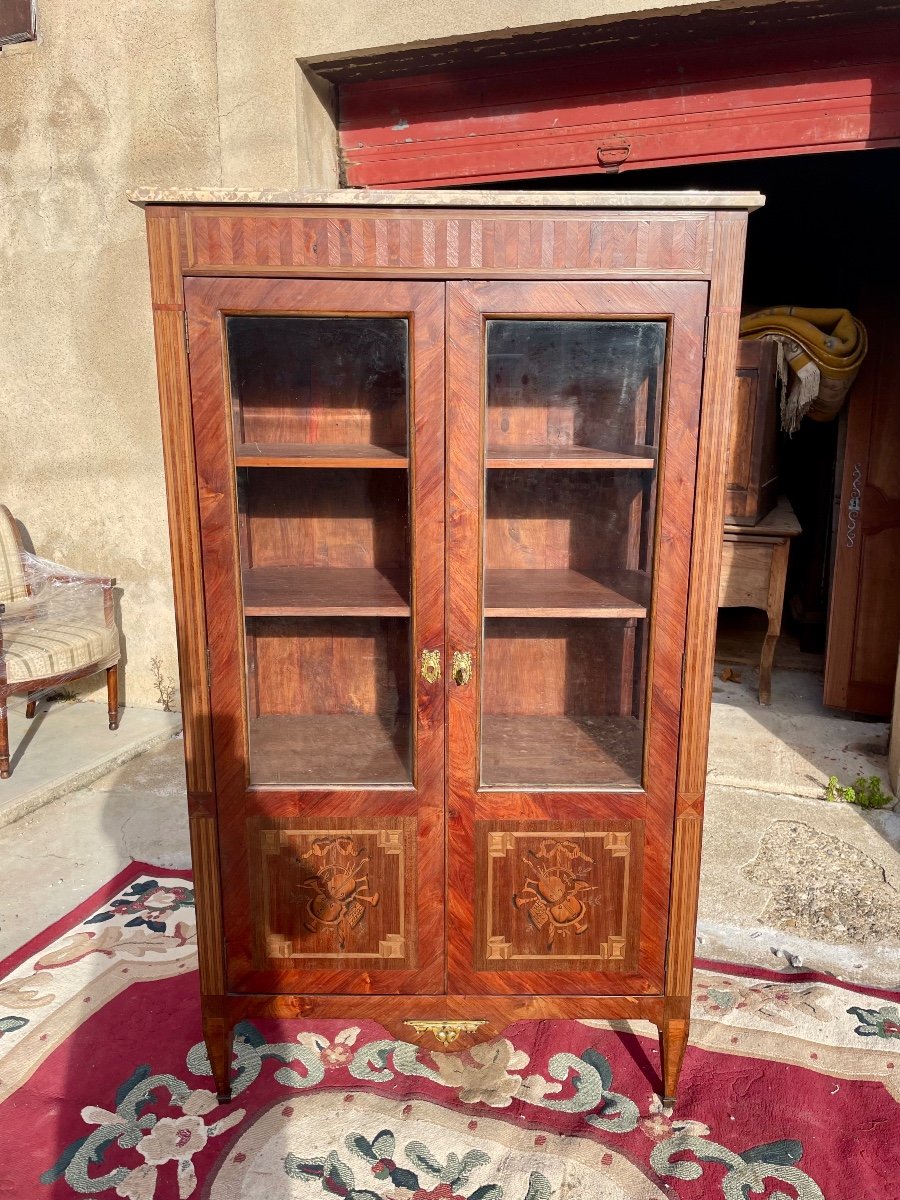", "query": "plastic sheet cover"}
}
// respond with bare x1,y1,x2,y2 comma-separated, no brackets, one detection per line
0,553,118,689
